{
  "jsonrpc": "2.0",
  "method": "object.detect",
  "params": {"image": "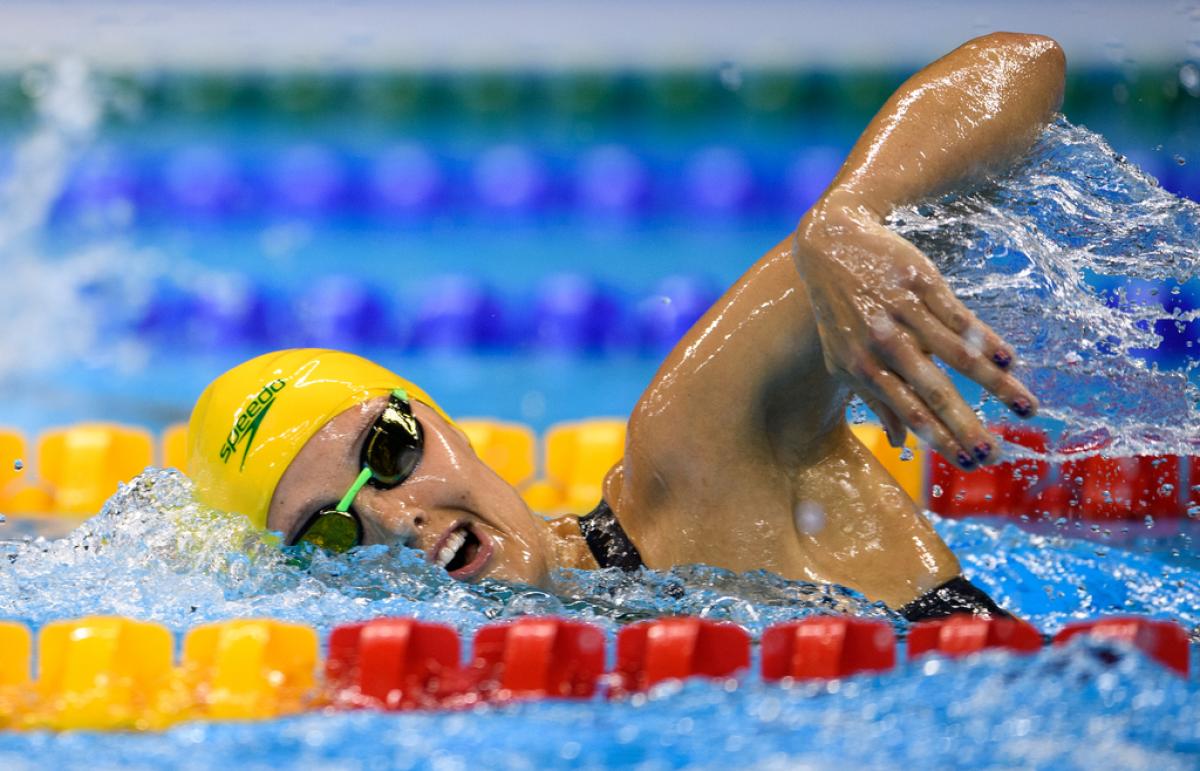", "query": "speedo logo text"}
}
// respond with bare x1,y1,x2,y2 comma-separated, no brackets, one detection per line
219,379,287,470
